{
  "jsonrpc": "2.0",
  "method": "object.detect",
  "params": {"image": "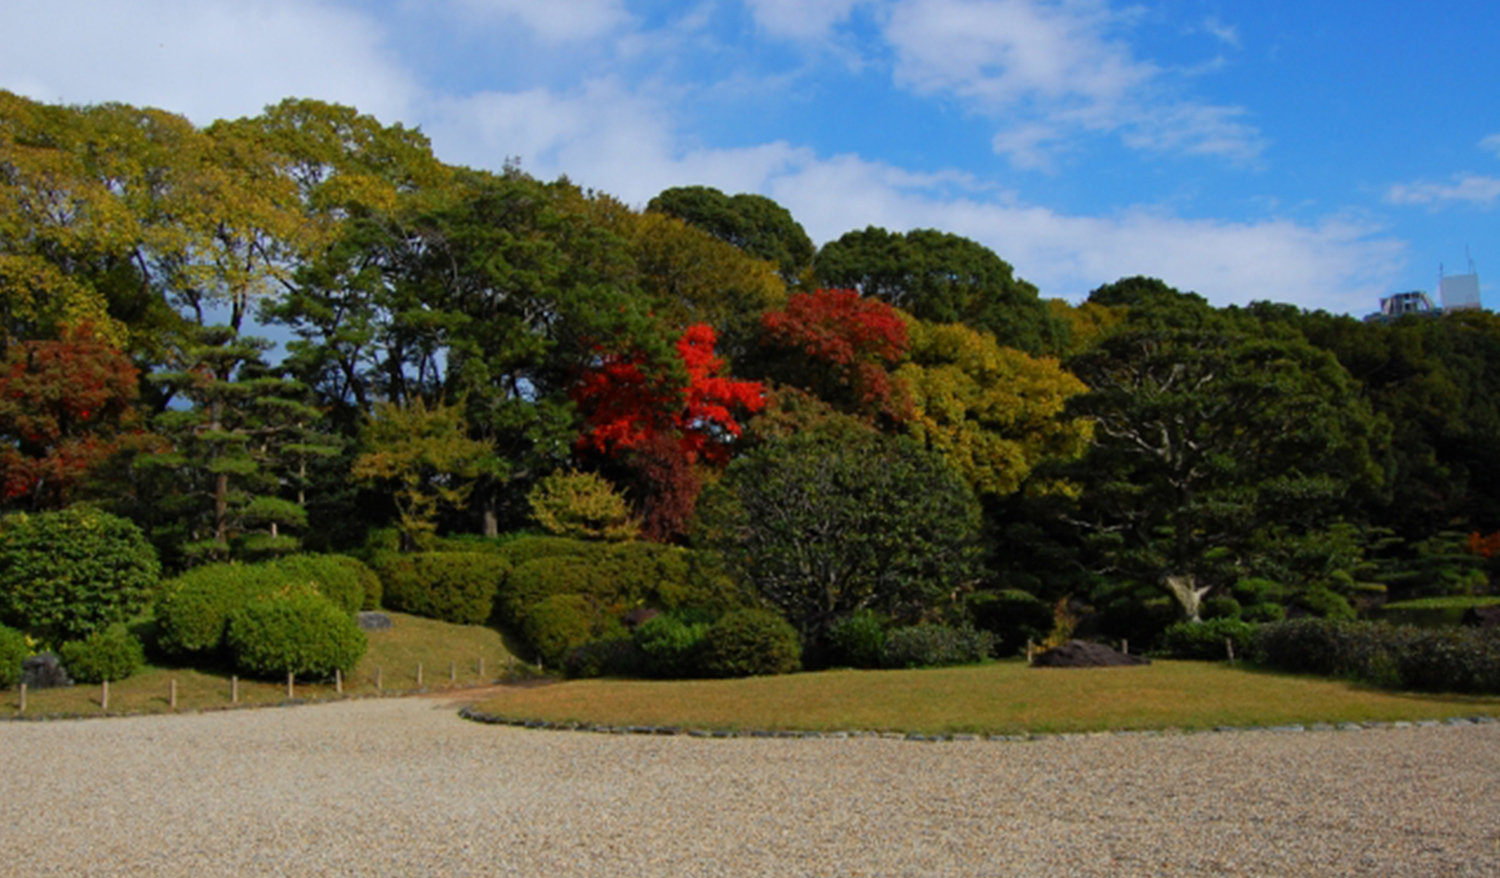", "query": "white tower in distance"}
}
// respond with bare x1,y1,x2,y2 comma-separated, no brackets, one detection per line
1439,250,1482,312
